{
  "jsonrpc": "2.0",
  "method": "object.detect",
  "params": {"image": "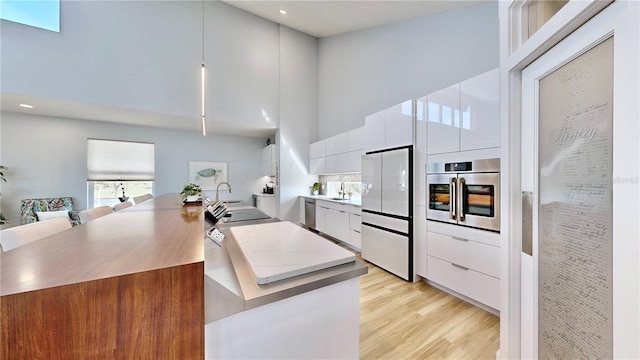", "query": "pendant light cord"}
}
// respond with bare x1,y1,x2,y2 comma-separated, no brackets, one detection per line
201,0,207,136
